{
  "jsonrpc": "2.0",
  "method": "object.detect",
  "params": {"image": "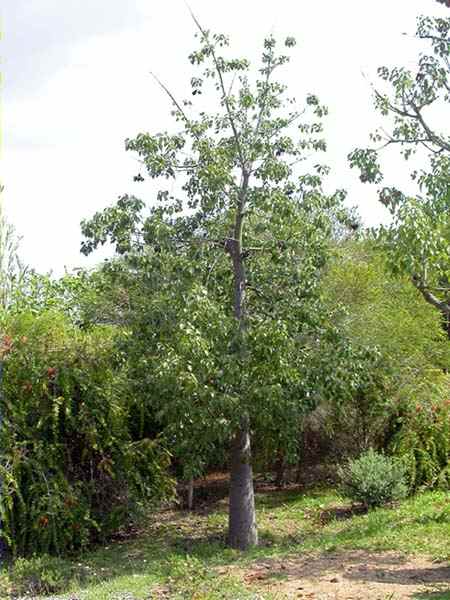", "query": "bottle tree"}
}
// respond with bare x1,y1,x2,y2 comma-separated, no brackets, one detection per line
81,22,347,549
